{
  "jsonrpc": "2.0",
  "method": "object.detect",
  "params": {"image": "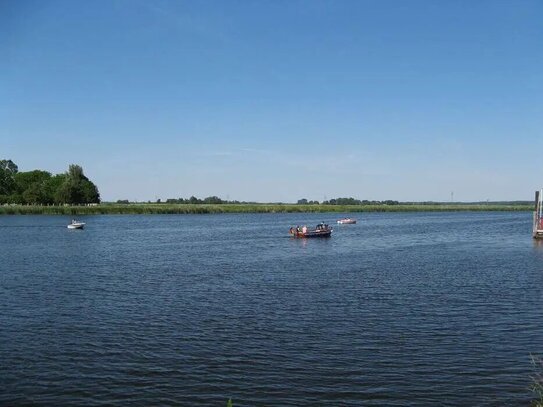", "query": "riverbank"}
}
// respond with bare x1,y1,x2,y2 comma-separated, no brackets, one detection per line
0,203,532,215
